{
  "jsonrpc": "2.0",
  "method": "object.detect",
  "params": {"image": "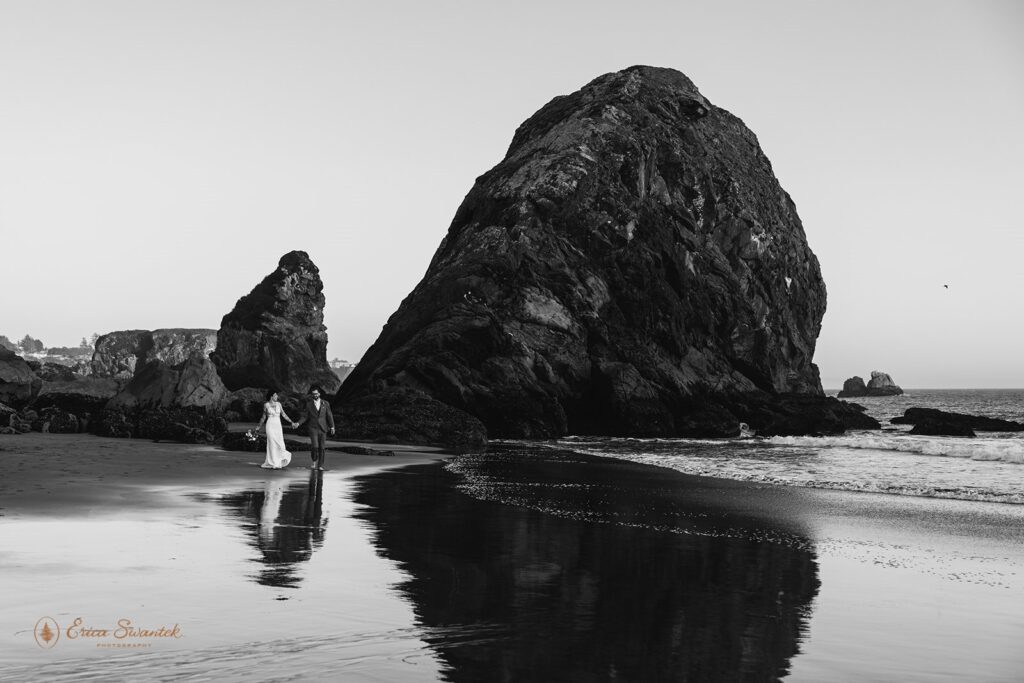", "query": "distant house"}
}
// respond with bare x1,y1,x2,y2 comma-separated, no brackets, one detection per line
329,358,356,382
